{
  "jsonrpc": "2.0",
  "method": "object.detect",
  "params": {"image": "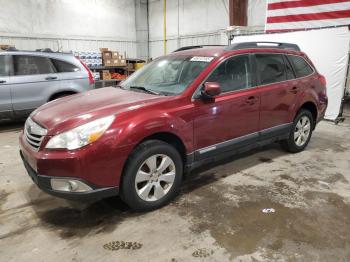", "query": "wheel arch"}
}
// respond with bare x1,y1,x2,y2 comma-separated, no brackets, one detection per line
48,90,77,101
119,131,188,189
297,101,318,128
139,132,187,163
